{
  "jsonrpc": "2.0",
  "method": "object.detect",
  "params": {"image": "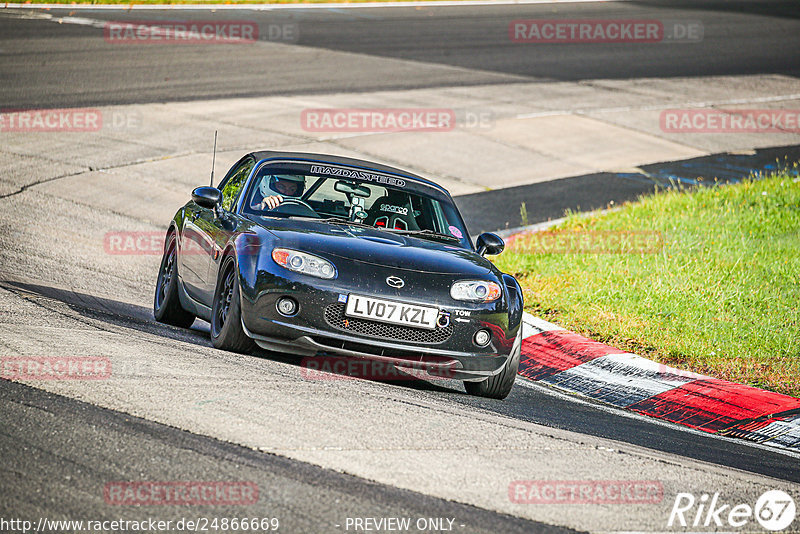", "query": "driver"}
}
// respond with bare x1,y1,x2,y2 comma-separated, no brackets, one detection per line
257,174,306,210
